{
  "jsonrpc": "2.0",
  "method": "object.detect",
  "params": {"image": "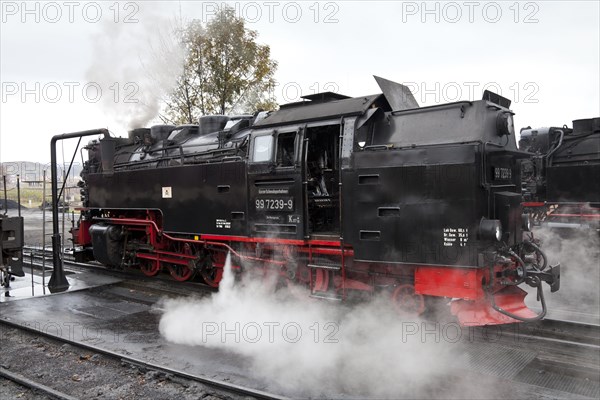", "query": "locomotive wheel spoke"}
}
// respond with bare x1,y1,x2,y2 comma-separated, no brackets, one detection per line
166,242,195,282
139,258,161,277
168,264,194,282
392,284,425,316
200,251,224,288
201,266,222,288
